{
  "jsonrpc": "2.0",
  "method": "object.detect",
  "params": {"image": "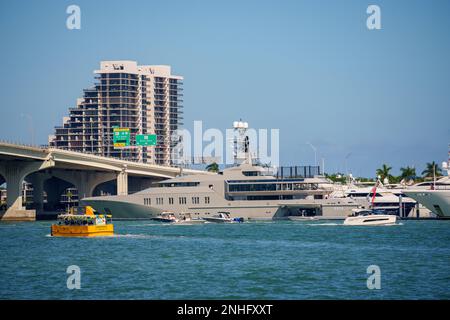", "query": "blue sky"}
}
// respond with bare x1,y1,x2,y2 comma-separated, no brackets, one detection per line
0,0,449,177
